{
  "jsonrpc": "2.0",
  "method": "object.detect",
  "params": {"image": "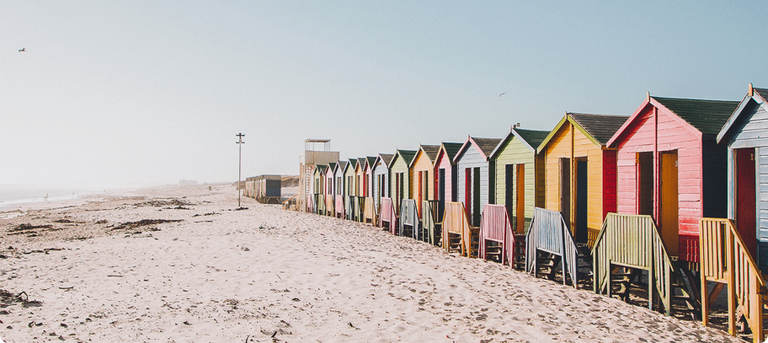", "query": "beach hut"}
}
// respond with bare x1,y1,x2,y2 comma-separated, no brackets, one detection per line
343,159,358,220
454,136,502,227
606,94,737,263
410,145,440,241
363,156,377,223
434,142,463,222
537,112,628,247
389,149,417,216
324,162,336,216
333,161,347,218
253,175,282,204
490,127,549,233
312,165,327,215
698,85,768,339
372,153,395,211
